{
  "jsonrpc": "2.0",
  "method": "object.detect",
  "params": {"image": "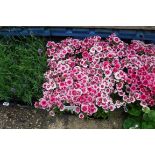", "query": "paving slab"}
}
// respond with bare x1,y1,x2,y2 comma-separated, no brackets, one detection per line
0,105,124,129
